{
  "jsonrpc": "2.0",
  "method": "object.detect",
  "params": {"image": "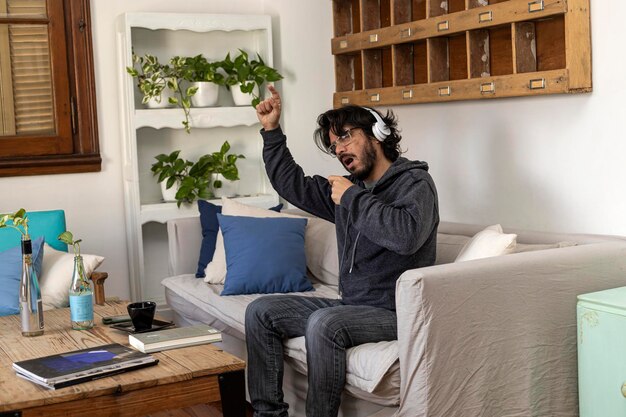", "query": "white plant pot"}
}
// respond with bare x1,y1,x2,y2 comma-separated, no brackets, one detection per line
145,87,176,109
190,82,219,107
231,83,259,106
212,174,240,198
160,181,180,202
